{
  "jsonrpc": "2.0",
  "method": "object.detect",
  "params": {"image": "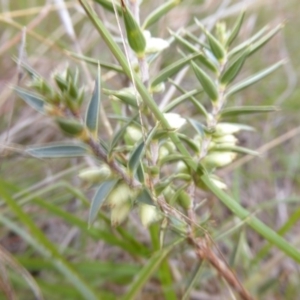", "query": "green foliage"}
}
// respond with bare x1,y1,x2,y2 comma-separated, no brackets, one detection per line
2,0,298,299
